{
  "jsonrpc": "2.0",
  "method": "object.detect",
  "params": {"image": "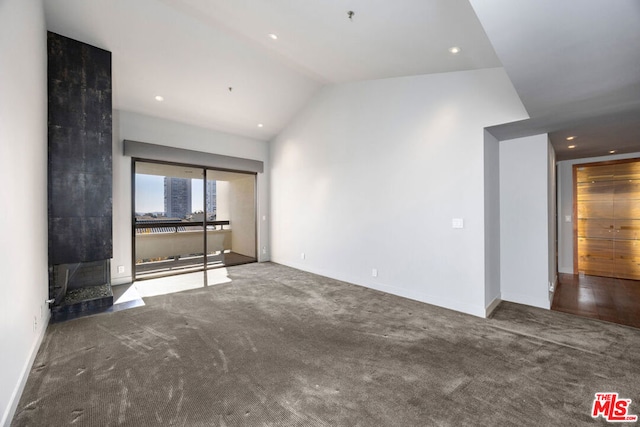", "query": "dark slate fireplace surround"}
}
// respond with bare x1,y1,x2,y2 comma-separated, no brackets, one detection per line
48,32,113,321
